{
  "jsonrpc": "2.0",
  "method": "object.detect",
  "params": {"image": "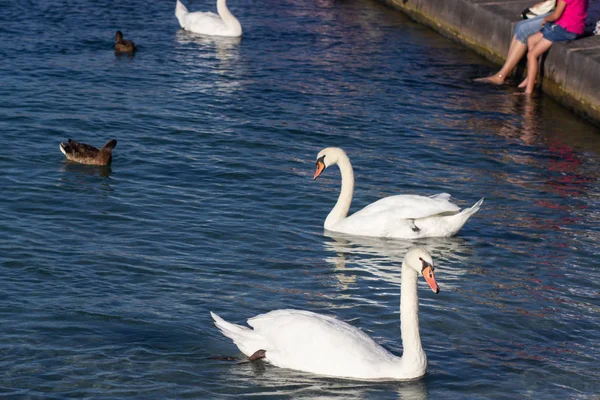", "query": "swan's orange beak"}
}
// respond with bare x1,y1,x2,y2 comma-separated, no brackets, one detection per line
423,266,440,294
314,161,325,180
